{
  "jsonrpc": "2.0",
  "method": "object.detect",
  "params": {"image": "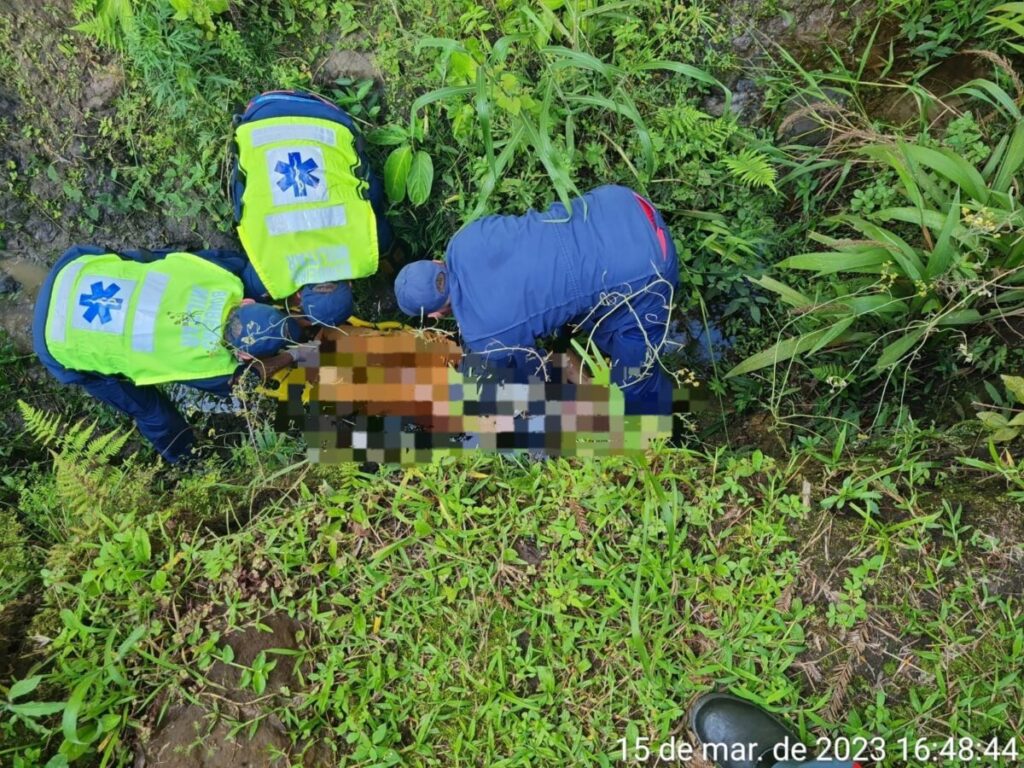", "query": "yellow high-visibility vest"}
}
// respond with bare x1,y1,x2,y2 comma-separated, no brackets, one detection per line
44,252,241,385
235,116,379,298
